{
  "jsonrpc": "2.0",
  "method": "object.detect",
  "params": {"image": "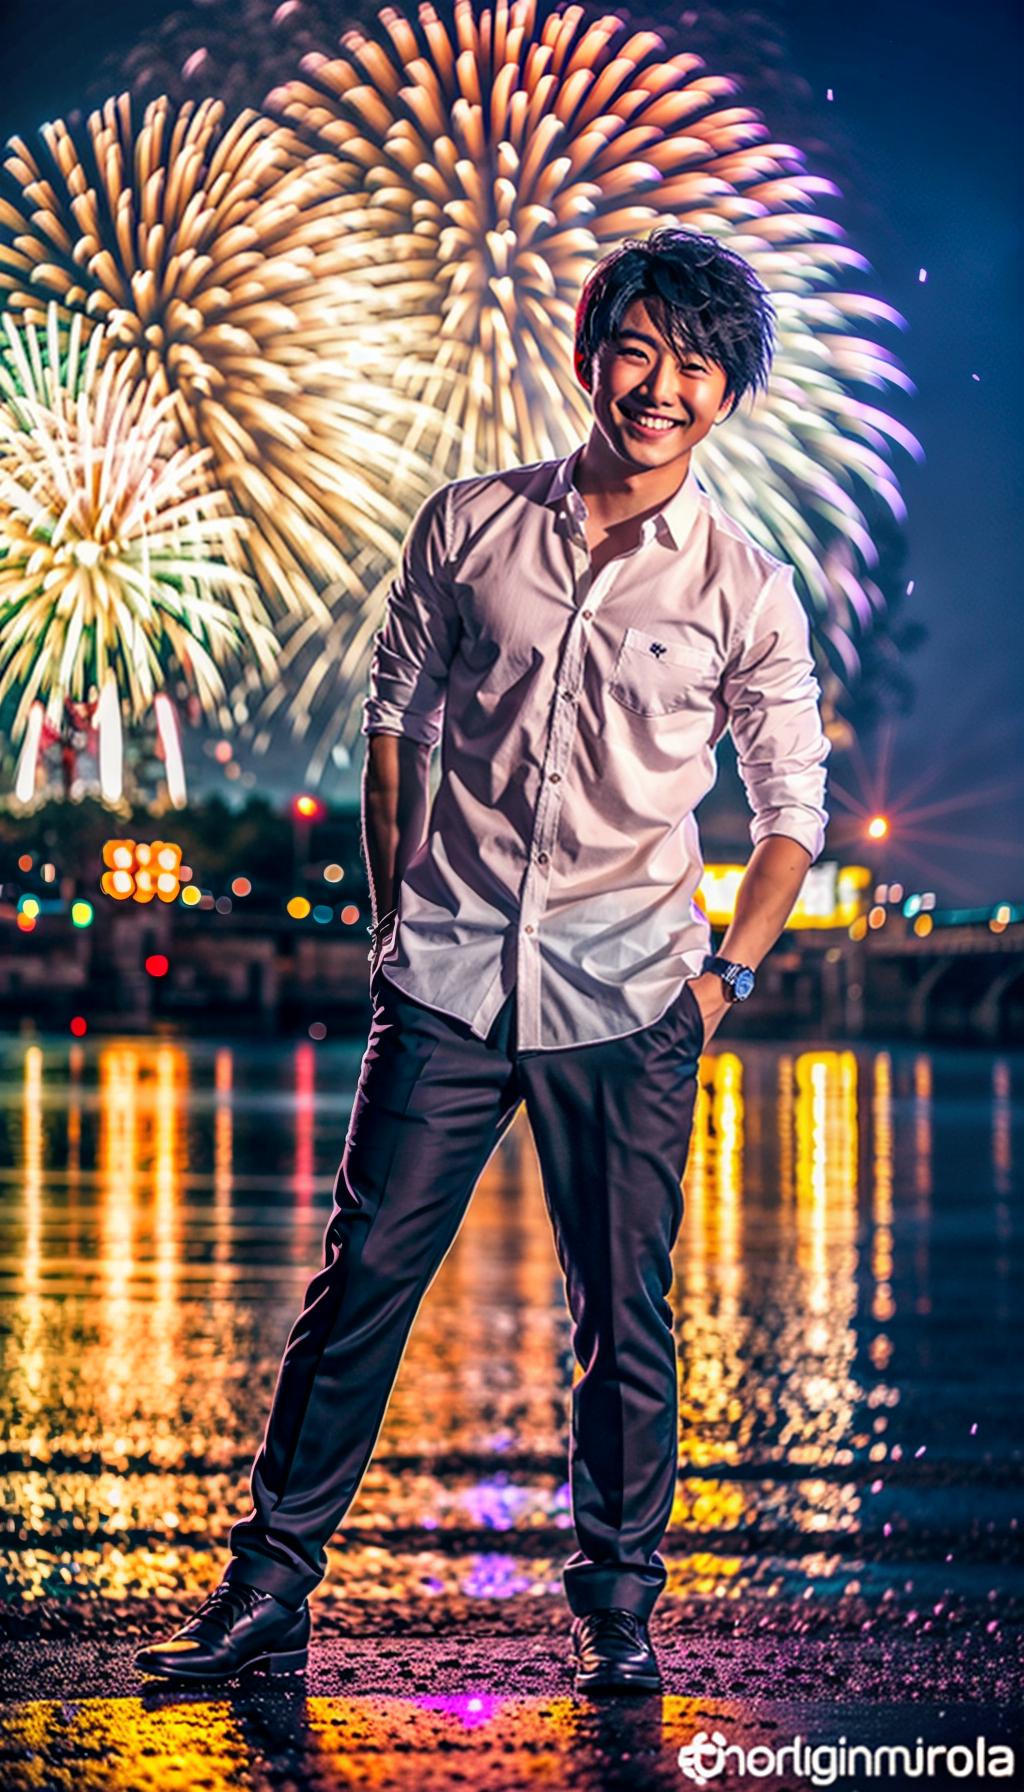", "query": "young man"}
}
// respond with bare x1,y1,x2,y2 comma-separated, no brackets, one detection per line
136,227,830,1695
